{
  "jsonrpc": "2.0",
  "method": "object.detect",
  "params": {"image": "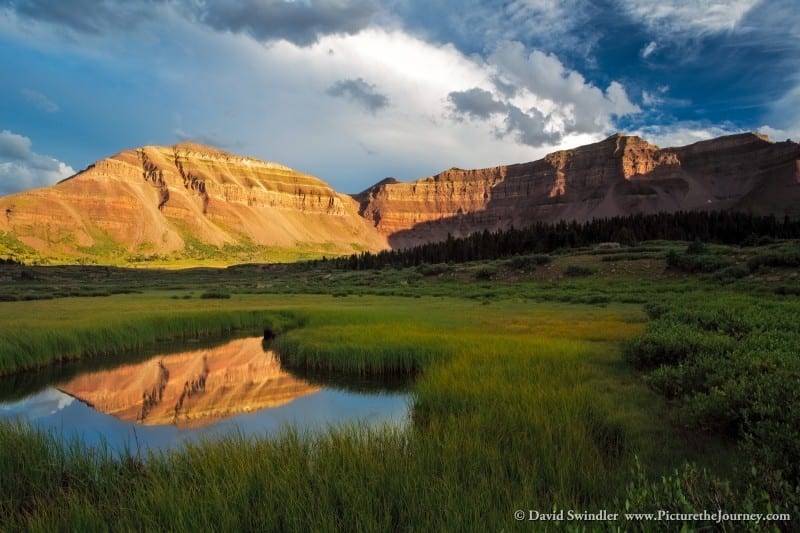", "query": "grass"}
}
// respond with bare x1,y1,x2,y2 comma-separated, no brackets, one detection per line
0,294,306,376
1,297,694,530
0,239,797,529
